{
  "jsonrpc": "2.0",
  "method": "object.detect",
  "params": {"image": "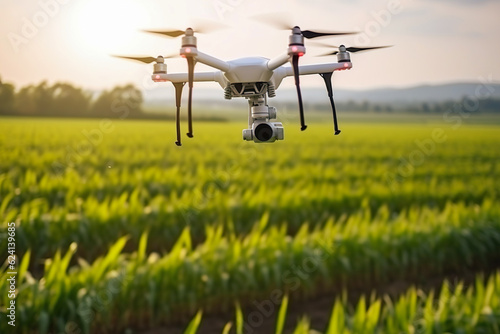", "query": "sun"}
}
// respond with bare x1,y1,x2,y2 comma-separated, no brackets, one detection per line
71,0,150,55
